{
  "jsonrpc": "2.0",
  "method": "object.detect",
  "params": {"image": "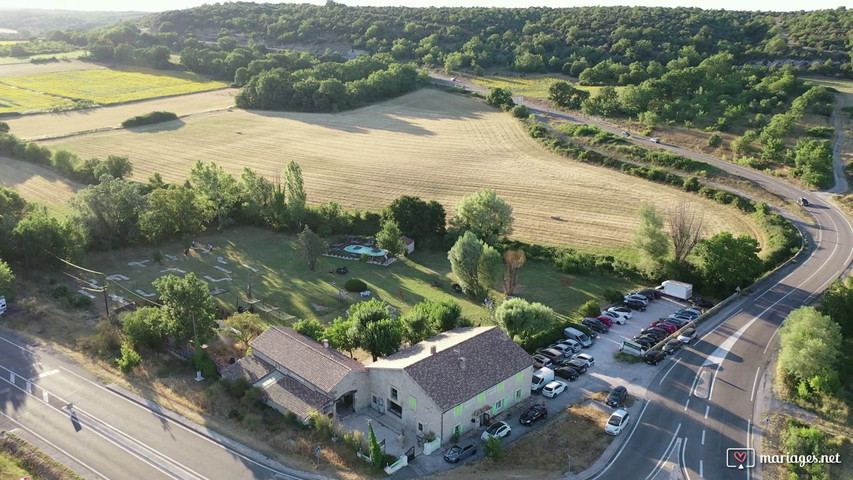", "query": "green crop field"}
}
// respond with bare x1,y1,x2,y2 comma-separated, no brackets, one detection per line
83,227,638,325
468,74,616,100
0,82,74,113
0,67,228,105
